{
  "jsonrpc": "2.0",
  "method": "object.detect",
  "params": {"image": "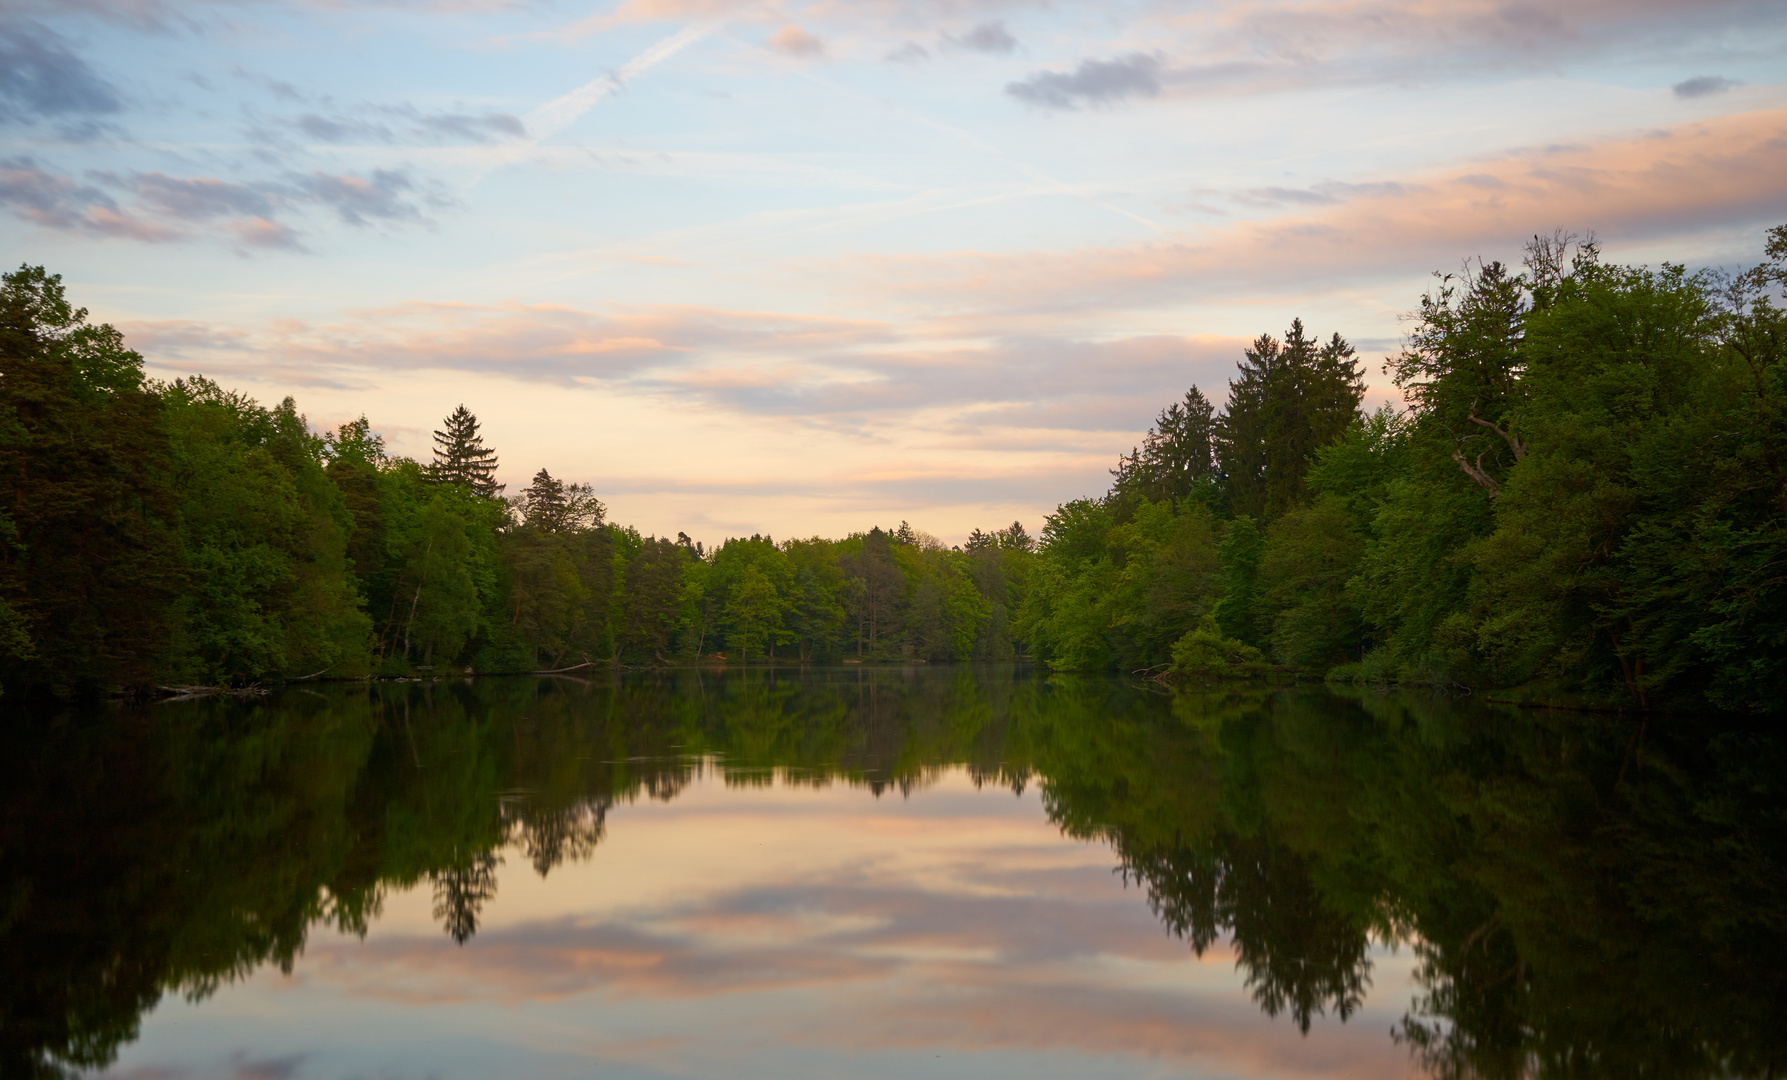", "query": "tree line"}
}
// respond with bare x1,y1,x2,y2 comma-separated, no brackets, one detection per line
3,222,1783,710
0,267,1038,695
1027,226,1787,714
